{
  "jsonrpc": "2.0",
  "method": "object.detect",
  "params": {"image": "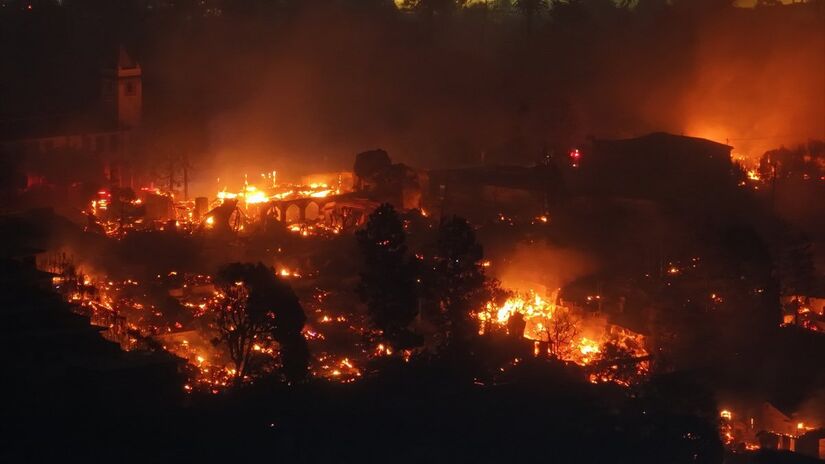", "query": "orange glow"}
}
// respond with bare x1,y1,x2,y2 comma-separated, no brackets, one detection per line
478,288,648,383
